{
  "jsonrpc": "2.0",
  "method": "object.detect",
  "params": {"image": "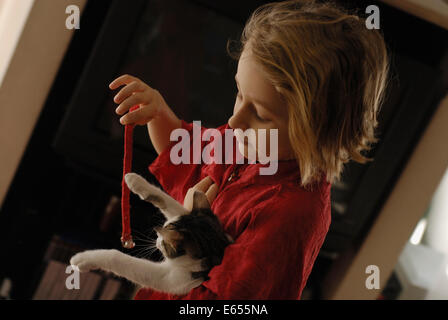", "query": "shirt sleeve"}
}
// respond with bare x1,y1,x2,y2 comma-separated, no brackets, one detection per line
135,189,328,300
